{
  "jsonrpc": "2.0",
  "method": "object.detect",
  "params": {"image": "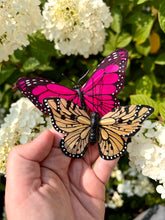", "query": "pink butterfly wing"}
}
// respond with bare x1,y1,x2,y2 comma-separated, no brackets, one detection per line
15,49,128,116
15,77,78,115
82,48,128,116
